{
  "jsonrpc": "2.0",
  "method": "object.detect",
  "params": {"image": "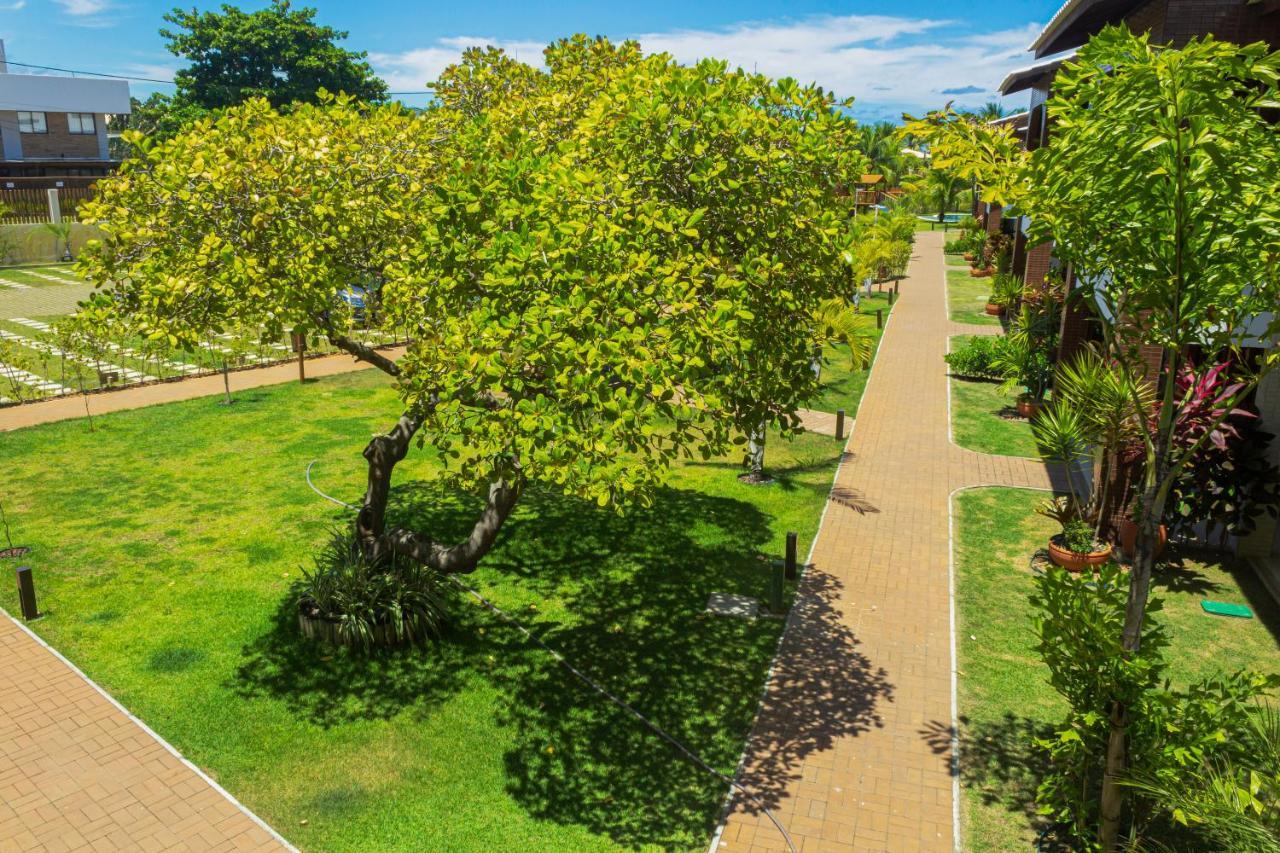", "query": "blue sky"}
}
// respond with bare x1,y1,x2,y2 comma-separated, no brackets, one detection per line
0,1,1064,121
